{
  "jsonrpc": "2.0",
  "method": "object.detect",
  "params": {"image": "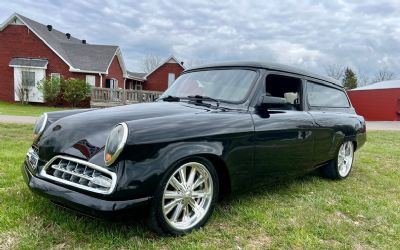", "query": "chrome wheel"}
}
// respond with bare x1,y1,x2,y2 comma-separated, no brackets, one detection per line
337,141,354,177
162,162,213,231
